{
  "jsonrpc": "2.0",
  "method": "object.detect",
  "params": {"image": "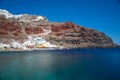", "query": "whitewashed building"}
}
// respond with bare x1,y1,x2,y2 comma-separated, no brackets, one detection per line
33,37,46,45
10,41,22,48
22,40,35,48
0,43,10,49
